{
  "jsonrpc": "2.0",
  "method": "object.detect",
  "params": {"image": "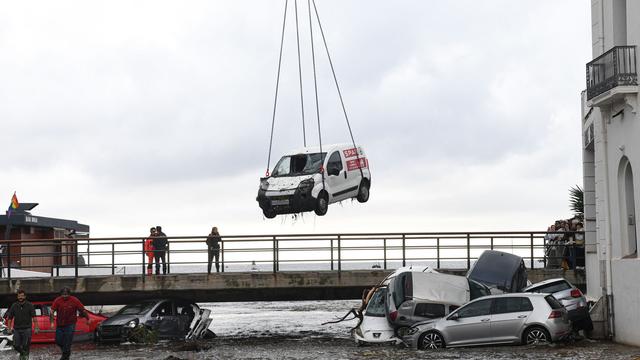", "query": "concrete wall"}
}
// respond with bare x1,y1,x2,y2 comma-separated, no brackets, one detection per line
611,259,640,346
